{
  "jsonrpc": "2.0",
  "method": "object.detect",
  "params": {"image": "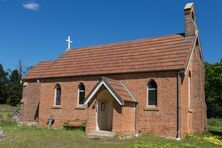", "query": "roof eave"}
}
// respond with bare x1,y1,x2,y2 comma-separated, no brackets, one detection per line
23,68,185,81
